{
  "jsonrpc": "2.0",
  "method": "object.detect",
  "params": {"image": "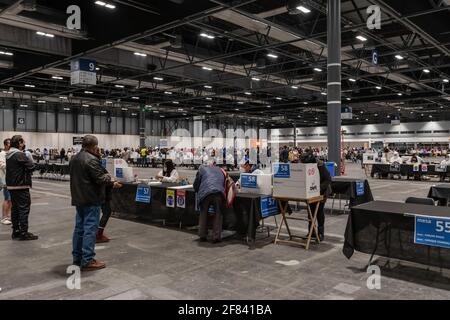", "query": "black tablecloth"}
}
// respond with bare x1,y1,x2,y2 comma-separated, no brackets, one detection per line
343,201,450,268
110,183,264,242
331,177,374,207
34,163,70,175
371,163,449,178
428,184,450,206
